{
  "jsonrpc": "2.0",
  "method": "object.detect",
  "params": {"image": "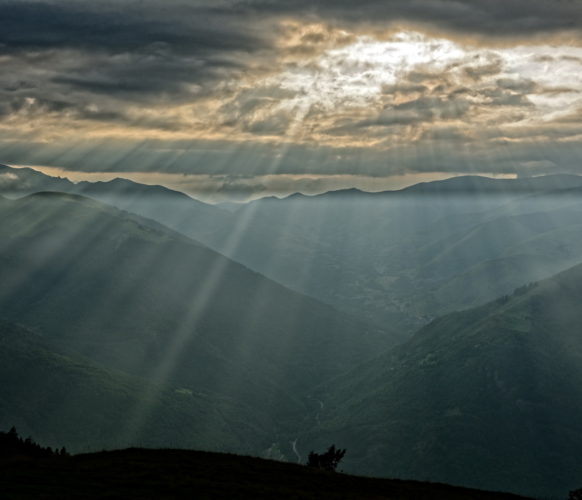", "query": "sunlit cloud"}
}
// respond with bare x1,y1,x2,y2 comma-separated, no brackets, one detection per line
0,1,581,198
